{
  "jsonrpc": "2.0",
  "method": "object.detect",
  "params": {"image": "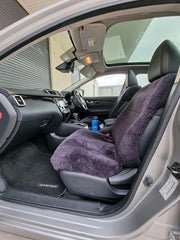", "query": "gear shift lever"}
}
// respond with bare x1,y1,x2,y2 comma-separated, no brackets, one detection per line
72,113,88,128
73,113,79,122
